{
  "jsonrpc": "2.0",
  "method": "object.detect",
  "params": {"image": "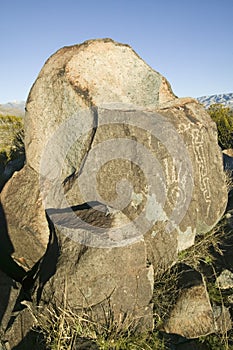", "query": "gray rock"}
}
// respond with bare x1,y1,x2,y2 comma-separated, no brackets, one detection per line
163,268,232,339
24,39,175,174
1,165,49,267
163,284,215,338
3,307,40,350
216,269,233,289
44,227,154,329
0,39,228,345
2,38,227,262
